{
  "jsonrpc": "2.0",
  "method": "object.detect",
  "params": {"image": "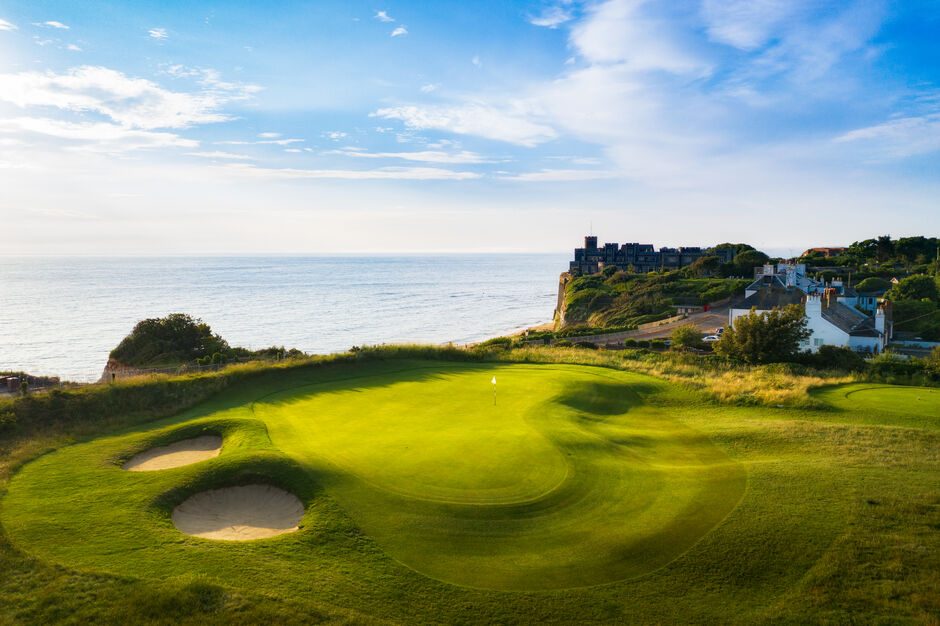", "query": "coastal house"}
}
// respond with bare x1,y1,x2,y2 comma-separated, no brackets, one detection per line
728,286,892,353
802,291,891,353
